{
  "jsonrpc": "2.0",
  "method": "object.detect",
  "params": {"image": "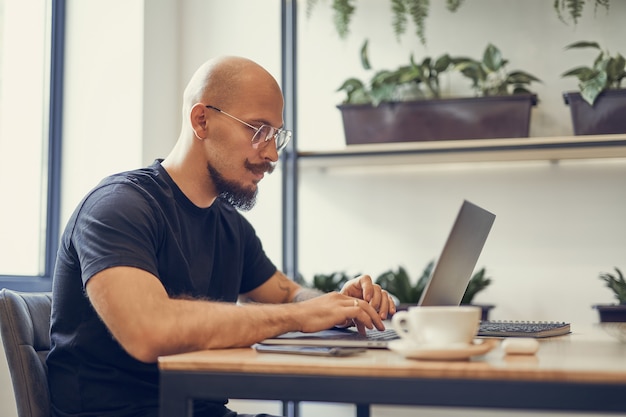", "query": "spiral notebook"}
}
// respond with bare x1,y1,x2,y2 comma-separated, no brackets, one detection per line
477,321,570,338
